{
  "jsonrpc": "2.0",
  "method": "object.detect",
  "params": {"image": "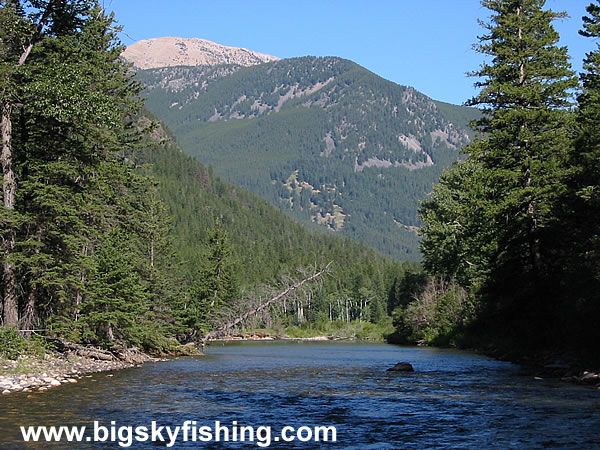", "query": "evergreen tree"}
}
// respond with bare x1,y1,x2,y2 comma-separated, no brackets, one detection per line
467,0,576,284
387,265,428,314
570,1,600,272
420,158,496,291
556,0,600,344
0,2,186,349
1,1,150,330
187,222,239,336
420,0,578,347
0,0,66,328
127,179,185,337
576,1,600,197
80,230,148,347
